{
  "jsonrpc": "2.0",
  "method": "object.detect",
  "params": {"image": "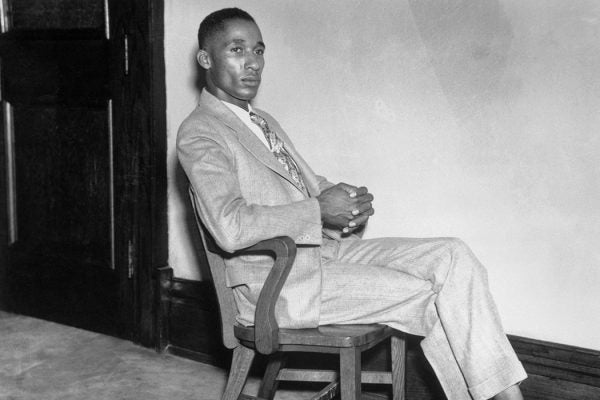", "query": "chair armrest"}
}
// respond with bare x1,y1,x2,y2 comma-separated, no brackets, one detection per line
238,236,297,355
